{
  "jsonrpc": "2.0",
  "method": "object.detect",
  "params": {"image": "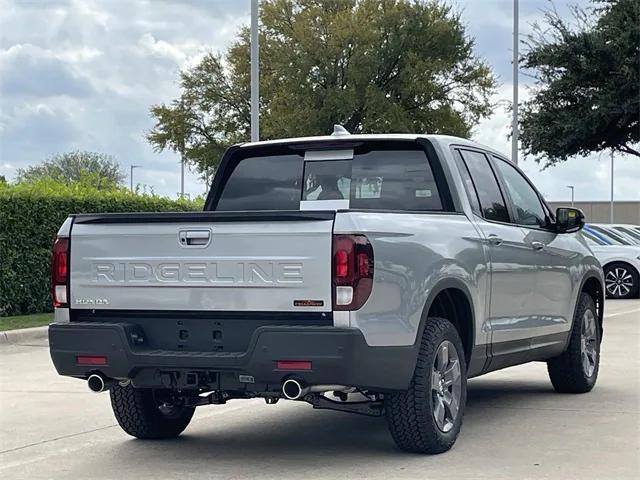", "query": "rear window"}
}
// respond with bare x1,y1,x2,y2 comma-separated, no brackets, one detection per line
215,145,444,212
215,154,304,211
